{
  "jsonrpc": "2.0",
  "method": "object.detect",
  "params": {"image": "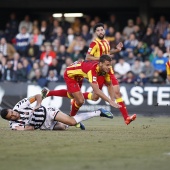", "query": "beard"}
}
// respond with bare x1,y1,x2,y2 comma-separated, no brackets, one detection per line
98,34,104,39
